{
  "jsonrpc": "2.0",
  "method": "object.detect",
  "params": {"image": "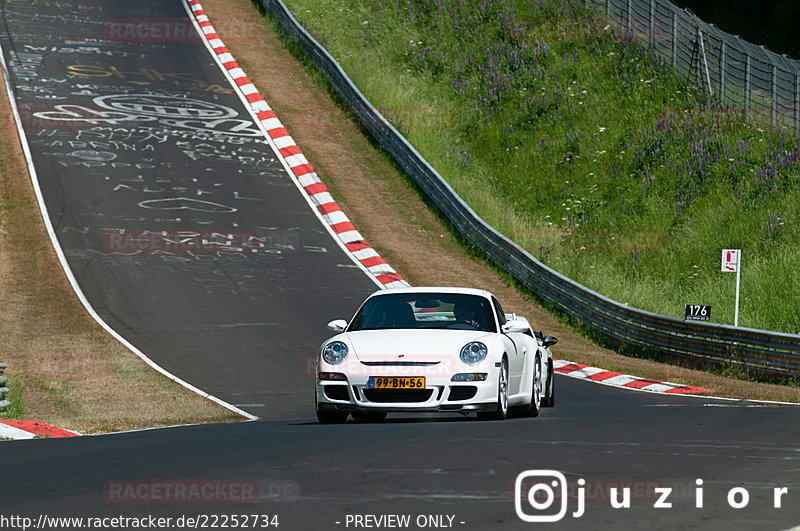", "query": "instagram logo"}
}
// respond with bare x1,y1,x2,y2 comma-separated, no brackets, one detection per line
513,472,791,521
515,470,584,522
